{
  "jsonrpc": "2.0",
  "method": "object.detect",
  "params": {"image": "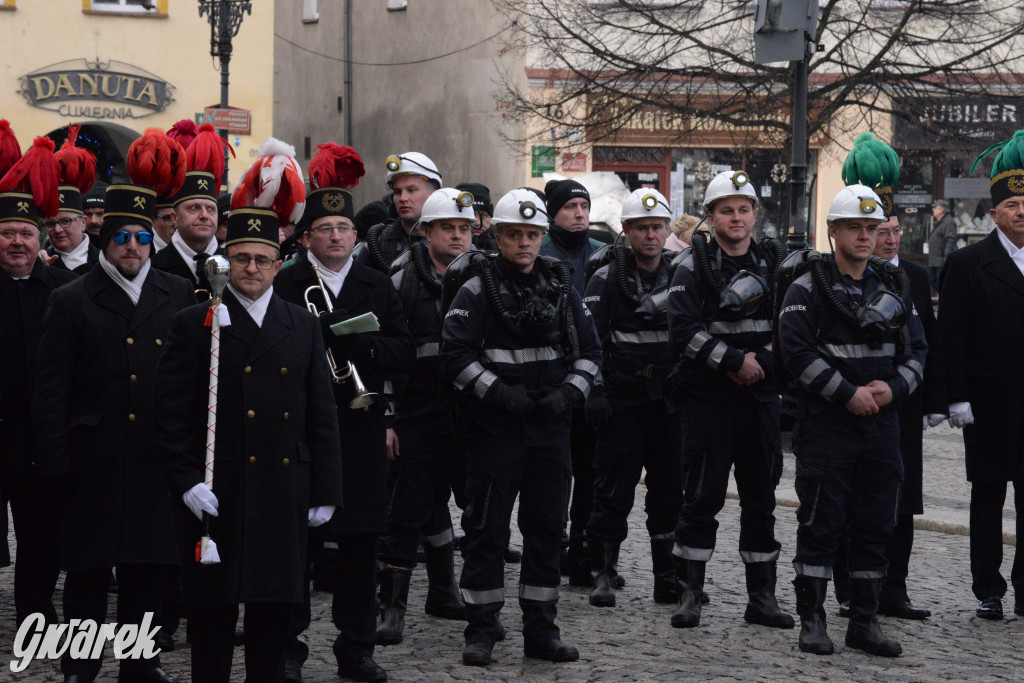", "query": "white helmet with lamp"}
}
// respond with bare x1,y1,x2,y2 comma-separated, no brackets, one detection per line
489,188,550,230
